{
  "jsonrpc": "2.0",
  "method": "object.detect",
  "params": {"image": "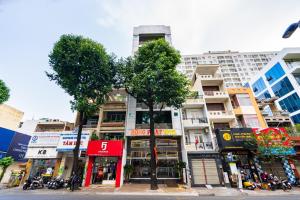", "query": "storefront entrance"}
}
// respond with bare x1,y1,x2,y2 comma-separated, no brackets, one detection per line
260,159,287,179
92,157,118,184
84,140,123,188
